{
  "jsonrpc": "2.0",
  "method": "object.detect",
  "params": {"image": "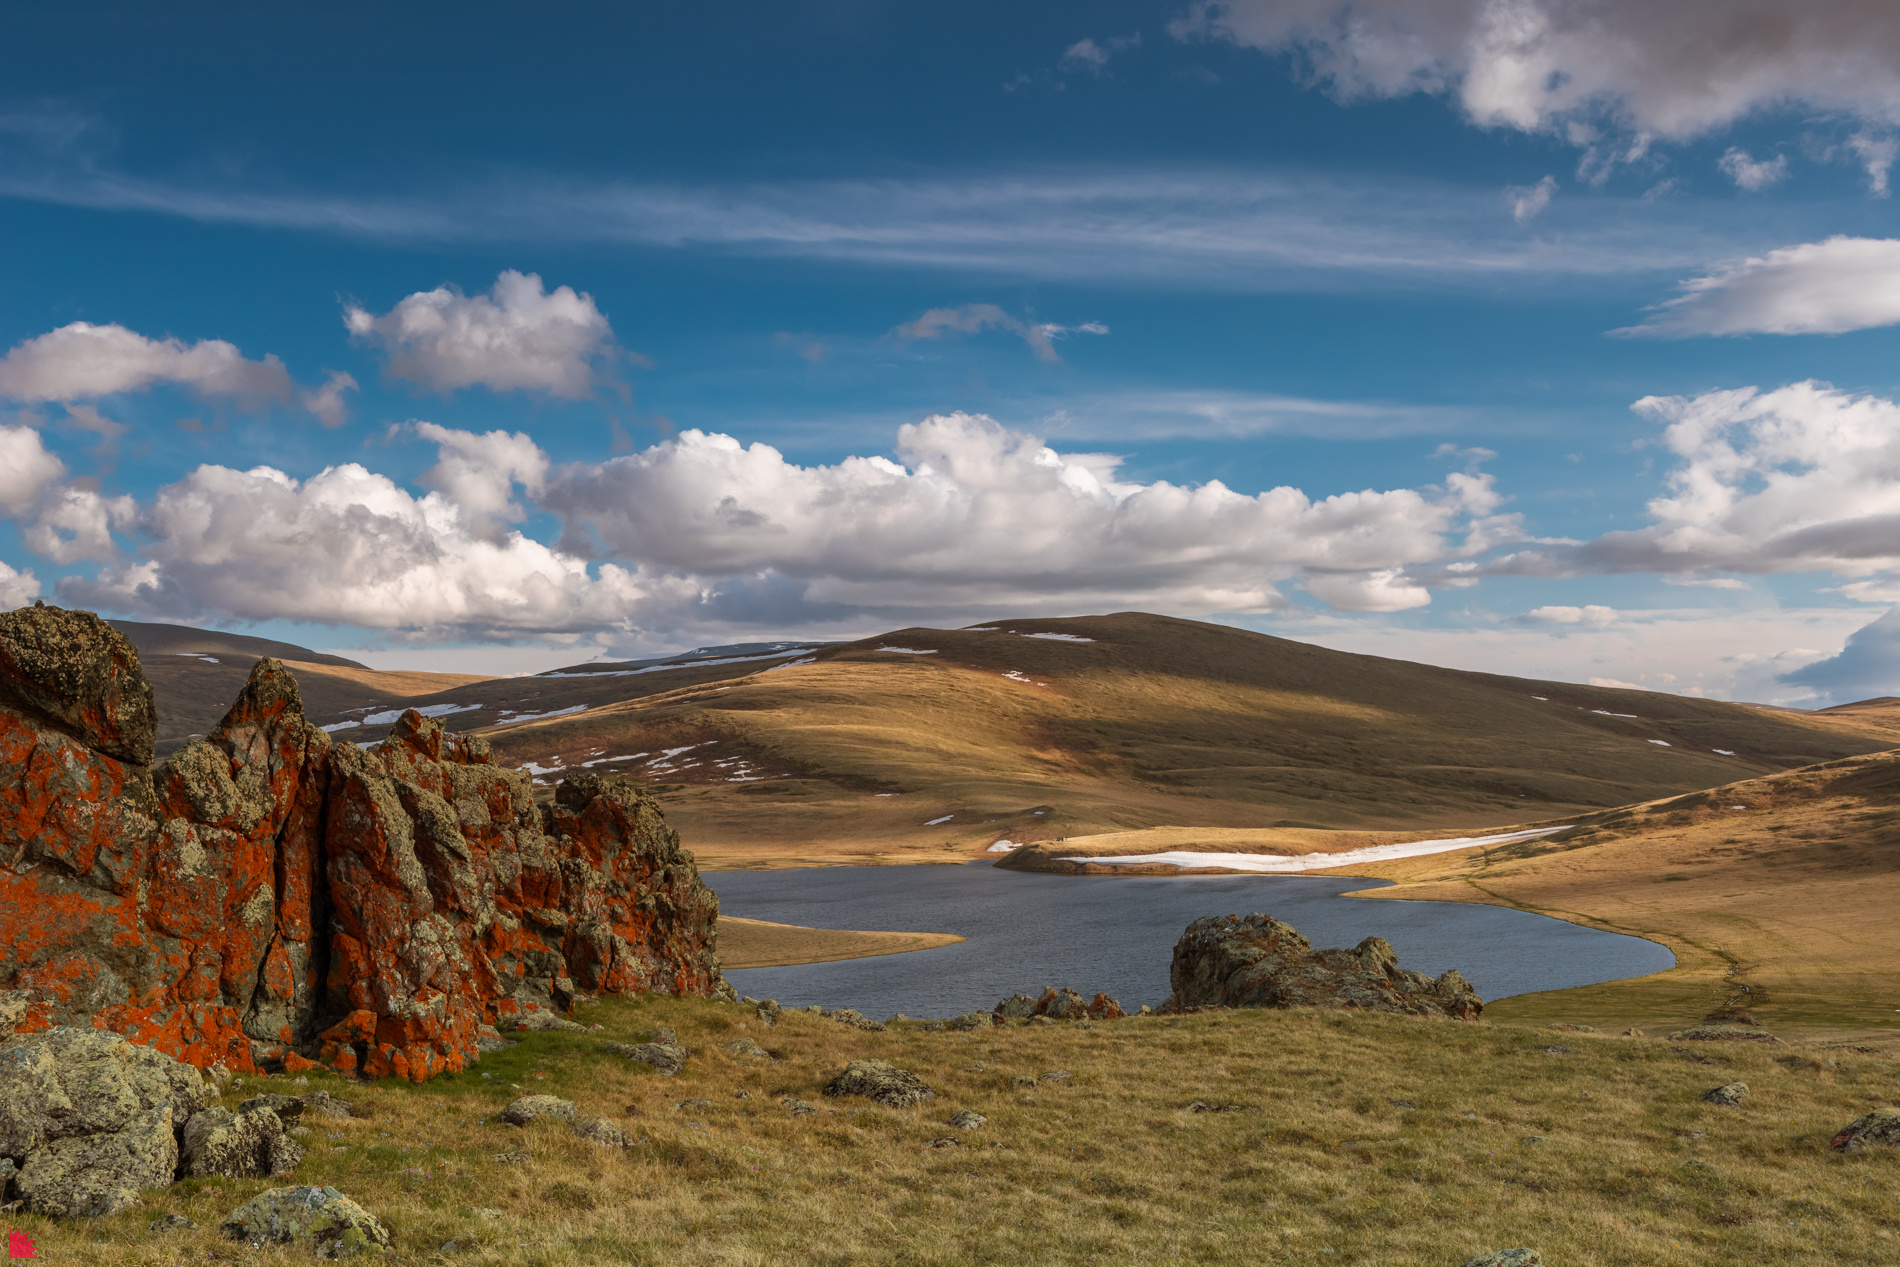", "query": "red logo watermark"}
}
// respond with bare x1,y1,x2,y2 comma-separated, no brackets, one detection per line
6,1229,37,1259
